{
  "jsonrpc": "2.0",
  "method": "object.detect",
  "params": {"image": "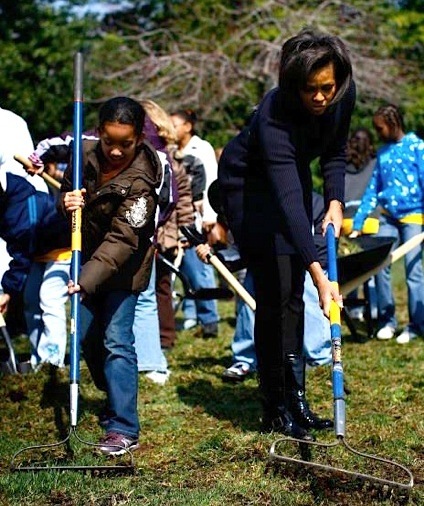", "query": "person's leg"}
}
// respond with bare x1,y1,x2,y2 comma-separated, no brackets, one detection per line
133,258,168,373
375,215,398,333
23,262,45,369
400,222,424,335
303,271,332,367
103,290,139,439
80,296,107,392
231,269,256,368
156,256,177,349
36,259,70,367
180,247,219,329
222,269,256,382
250,252,312,440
